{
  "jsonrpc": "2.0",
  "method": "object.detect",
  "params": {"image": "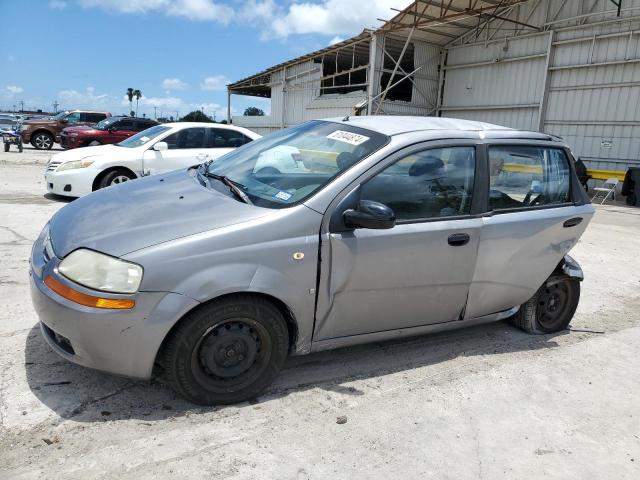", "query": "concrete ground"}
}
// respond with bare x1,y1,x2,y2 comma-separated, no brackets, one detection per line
1,146,639,479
